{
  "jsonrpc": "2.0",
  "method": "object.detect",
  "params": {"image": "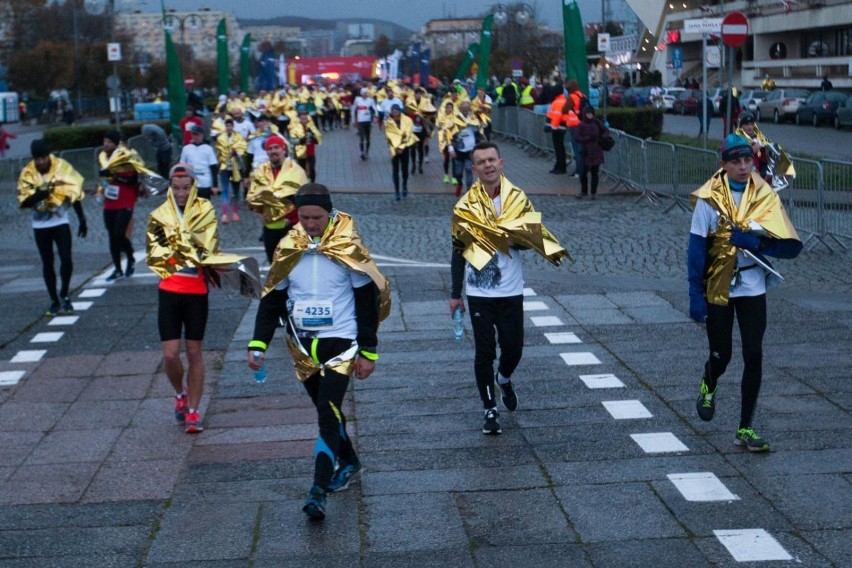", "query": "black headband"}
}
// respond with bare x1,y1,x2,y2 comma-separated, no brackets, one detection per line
721,145,753,162
293,193,333,212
